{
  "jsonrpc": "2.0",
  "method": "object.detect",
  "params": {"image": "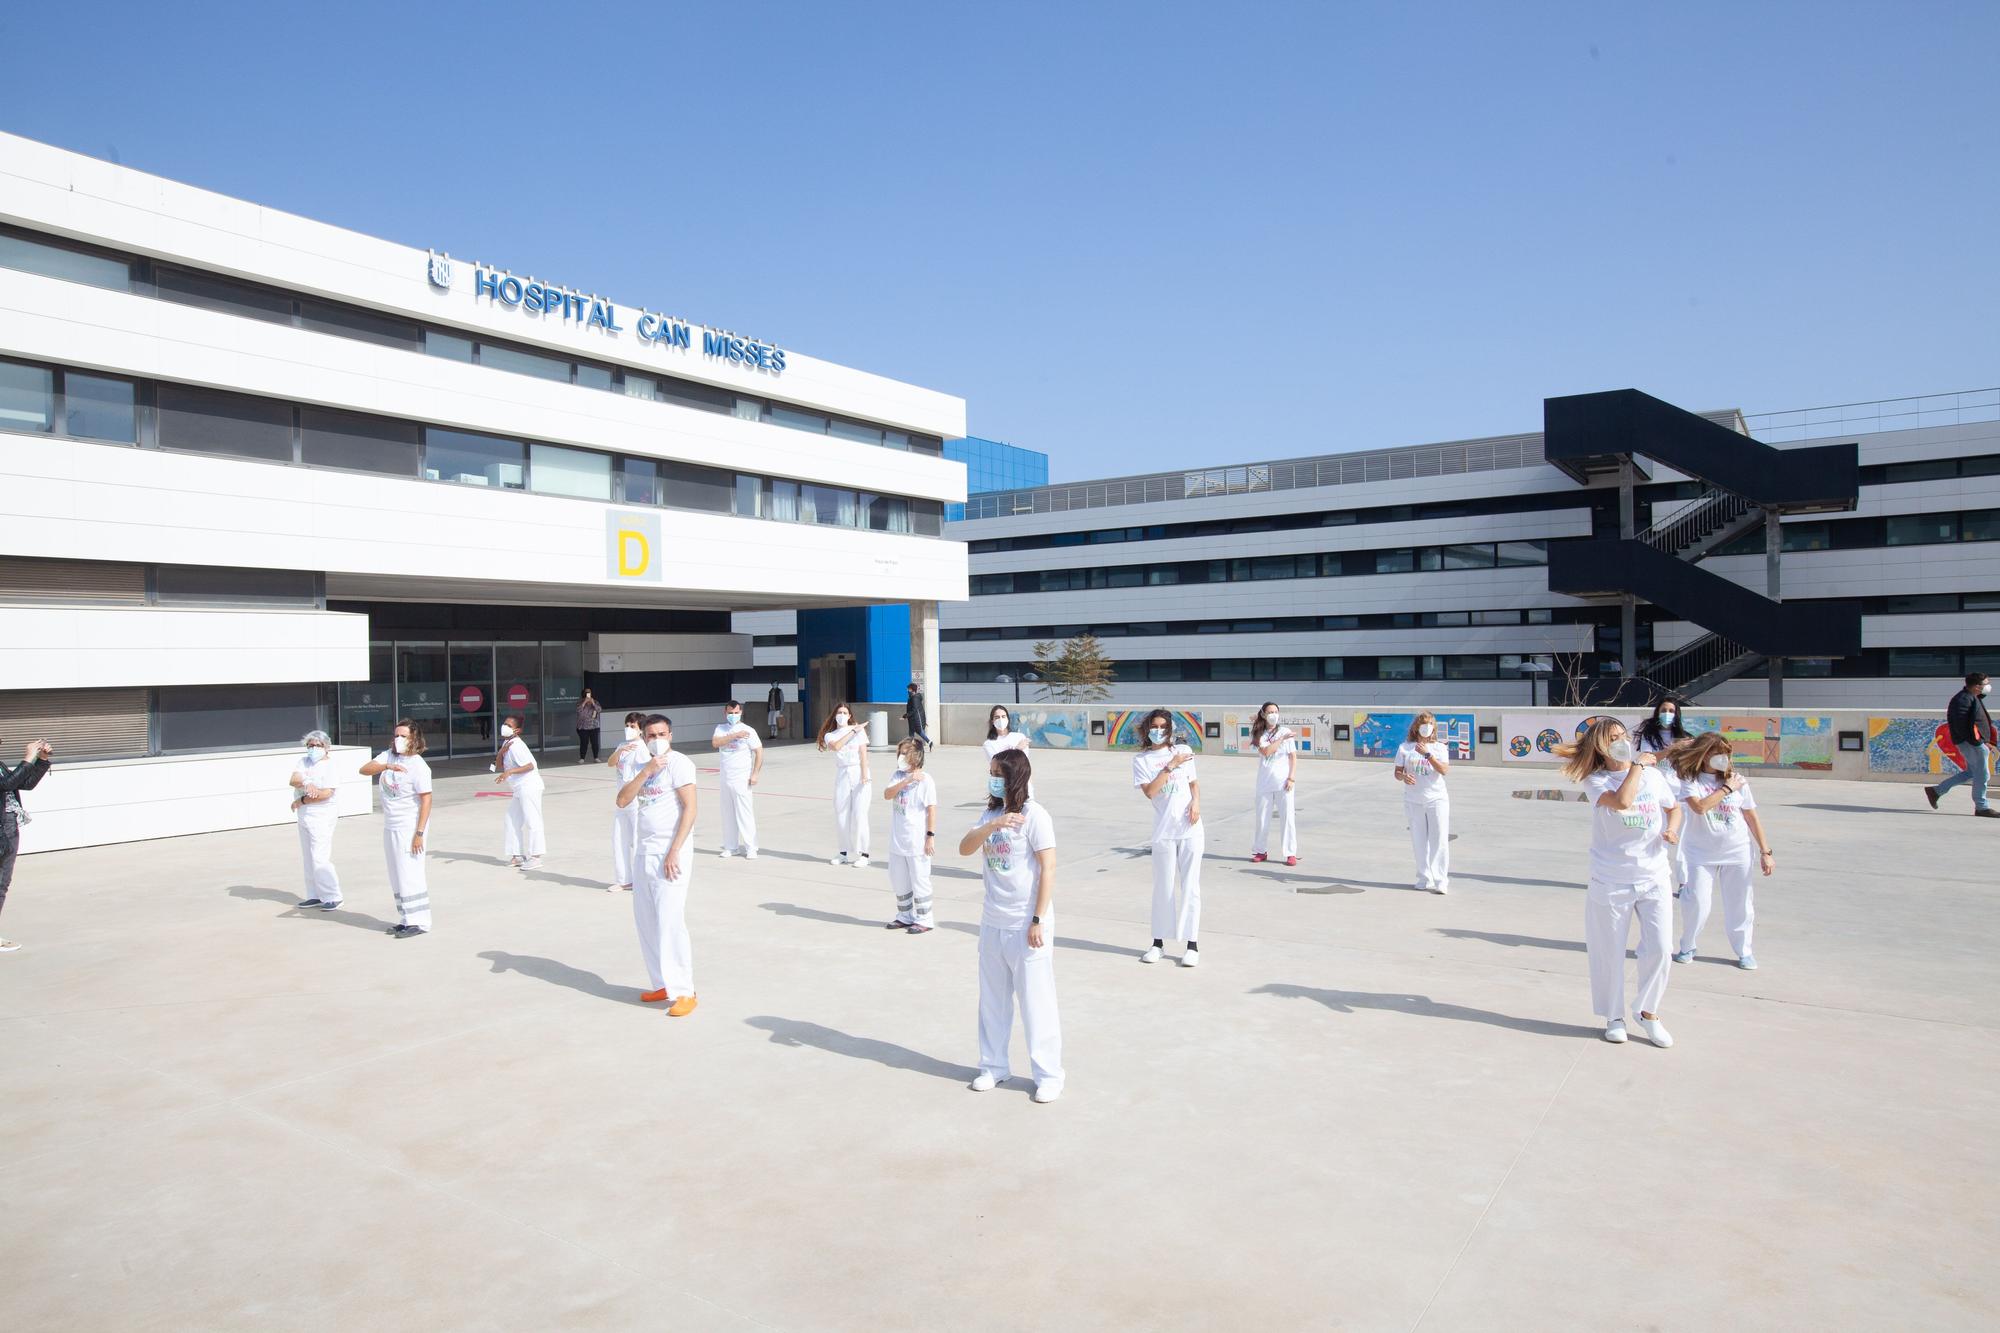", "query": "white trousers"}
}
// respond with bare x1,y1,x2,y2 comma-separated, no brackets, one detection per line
1252,787,1297,858
978,924,1063,1087
889,852,934,926
504,781,546,859
1405,798,1450,892
297,815,341,905
611,804,639,887
634,838,694,998
1680,859,1755,958
1150,829,1204,942
1585,876,1673,1020
719,776,758,853
833,771,871,856
382,815,430,930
